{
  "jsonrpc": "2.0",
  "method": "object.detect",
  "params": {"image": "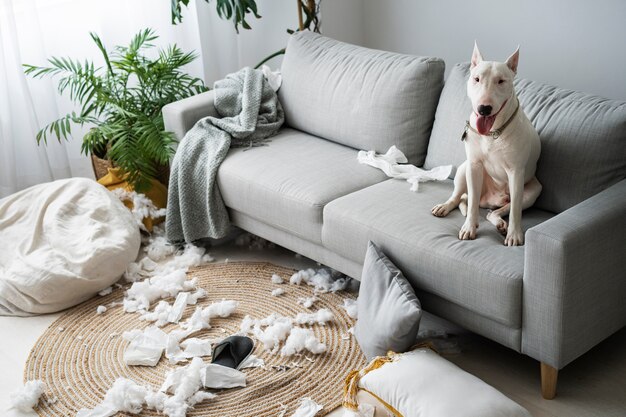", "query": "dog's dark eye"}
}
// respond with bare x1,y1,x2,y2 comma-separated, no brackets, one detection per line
474,77,479,82
498,79,505,84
